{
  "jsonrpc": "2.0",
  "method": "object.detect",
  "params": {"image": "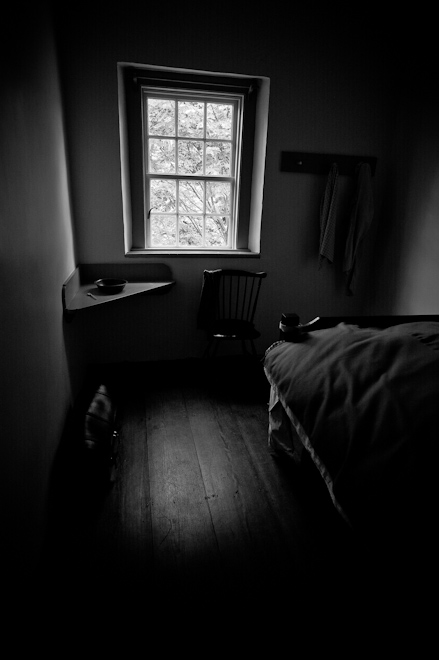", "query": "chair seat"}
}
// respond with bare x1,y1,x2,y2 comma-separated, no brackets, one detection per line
210,319,260,339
